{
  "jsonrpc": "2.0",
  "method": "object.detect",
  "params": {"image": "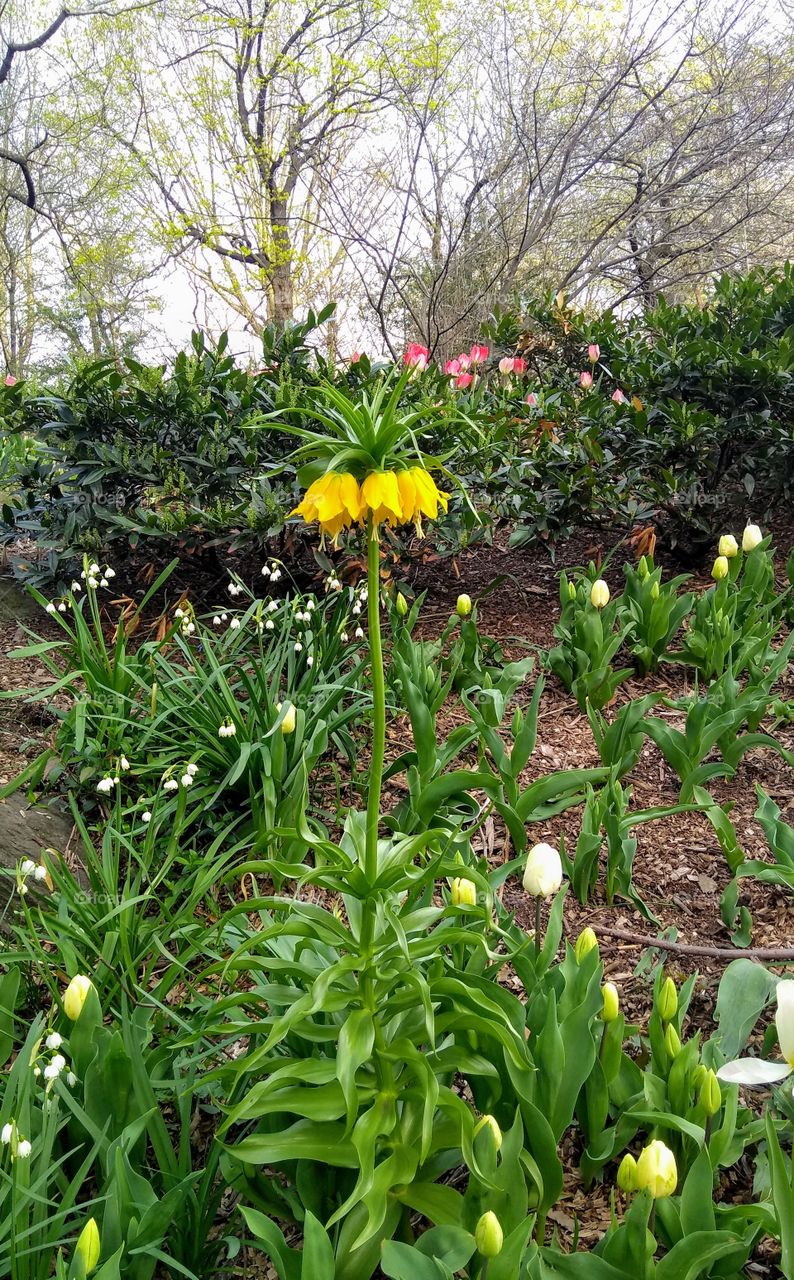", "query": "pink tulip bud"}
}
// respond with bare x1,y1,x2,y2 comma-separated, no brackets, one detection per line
456,372,473,390
512,357,527,375
350,351,361,363
469,344,489,364
403,342,429,369
3,374,17,386
611,388,626,404
498,357,514,375
525,391,538,407
579,371,593,389
587,344,600,363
